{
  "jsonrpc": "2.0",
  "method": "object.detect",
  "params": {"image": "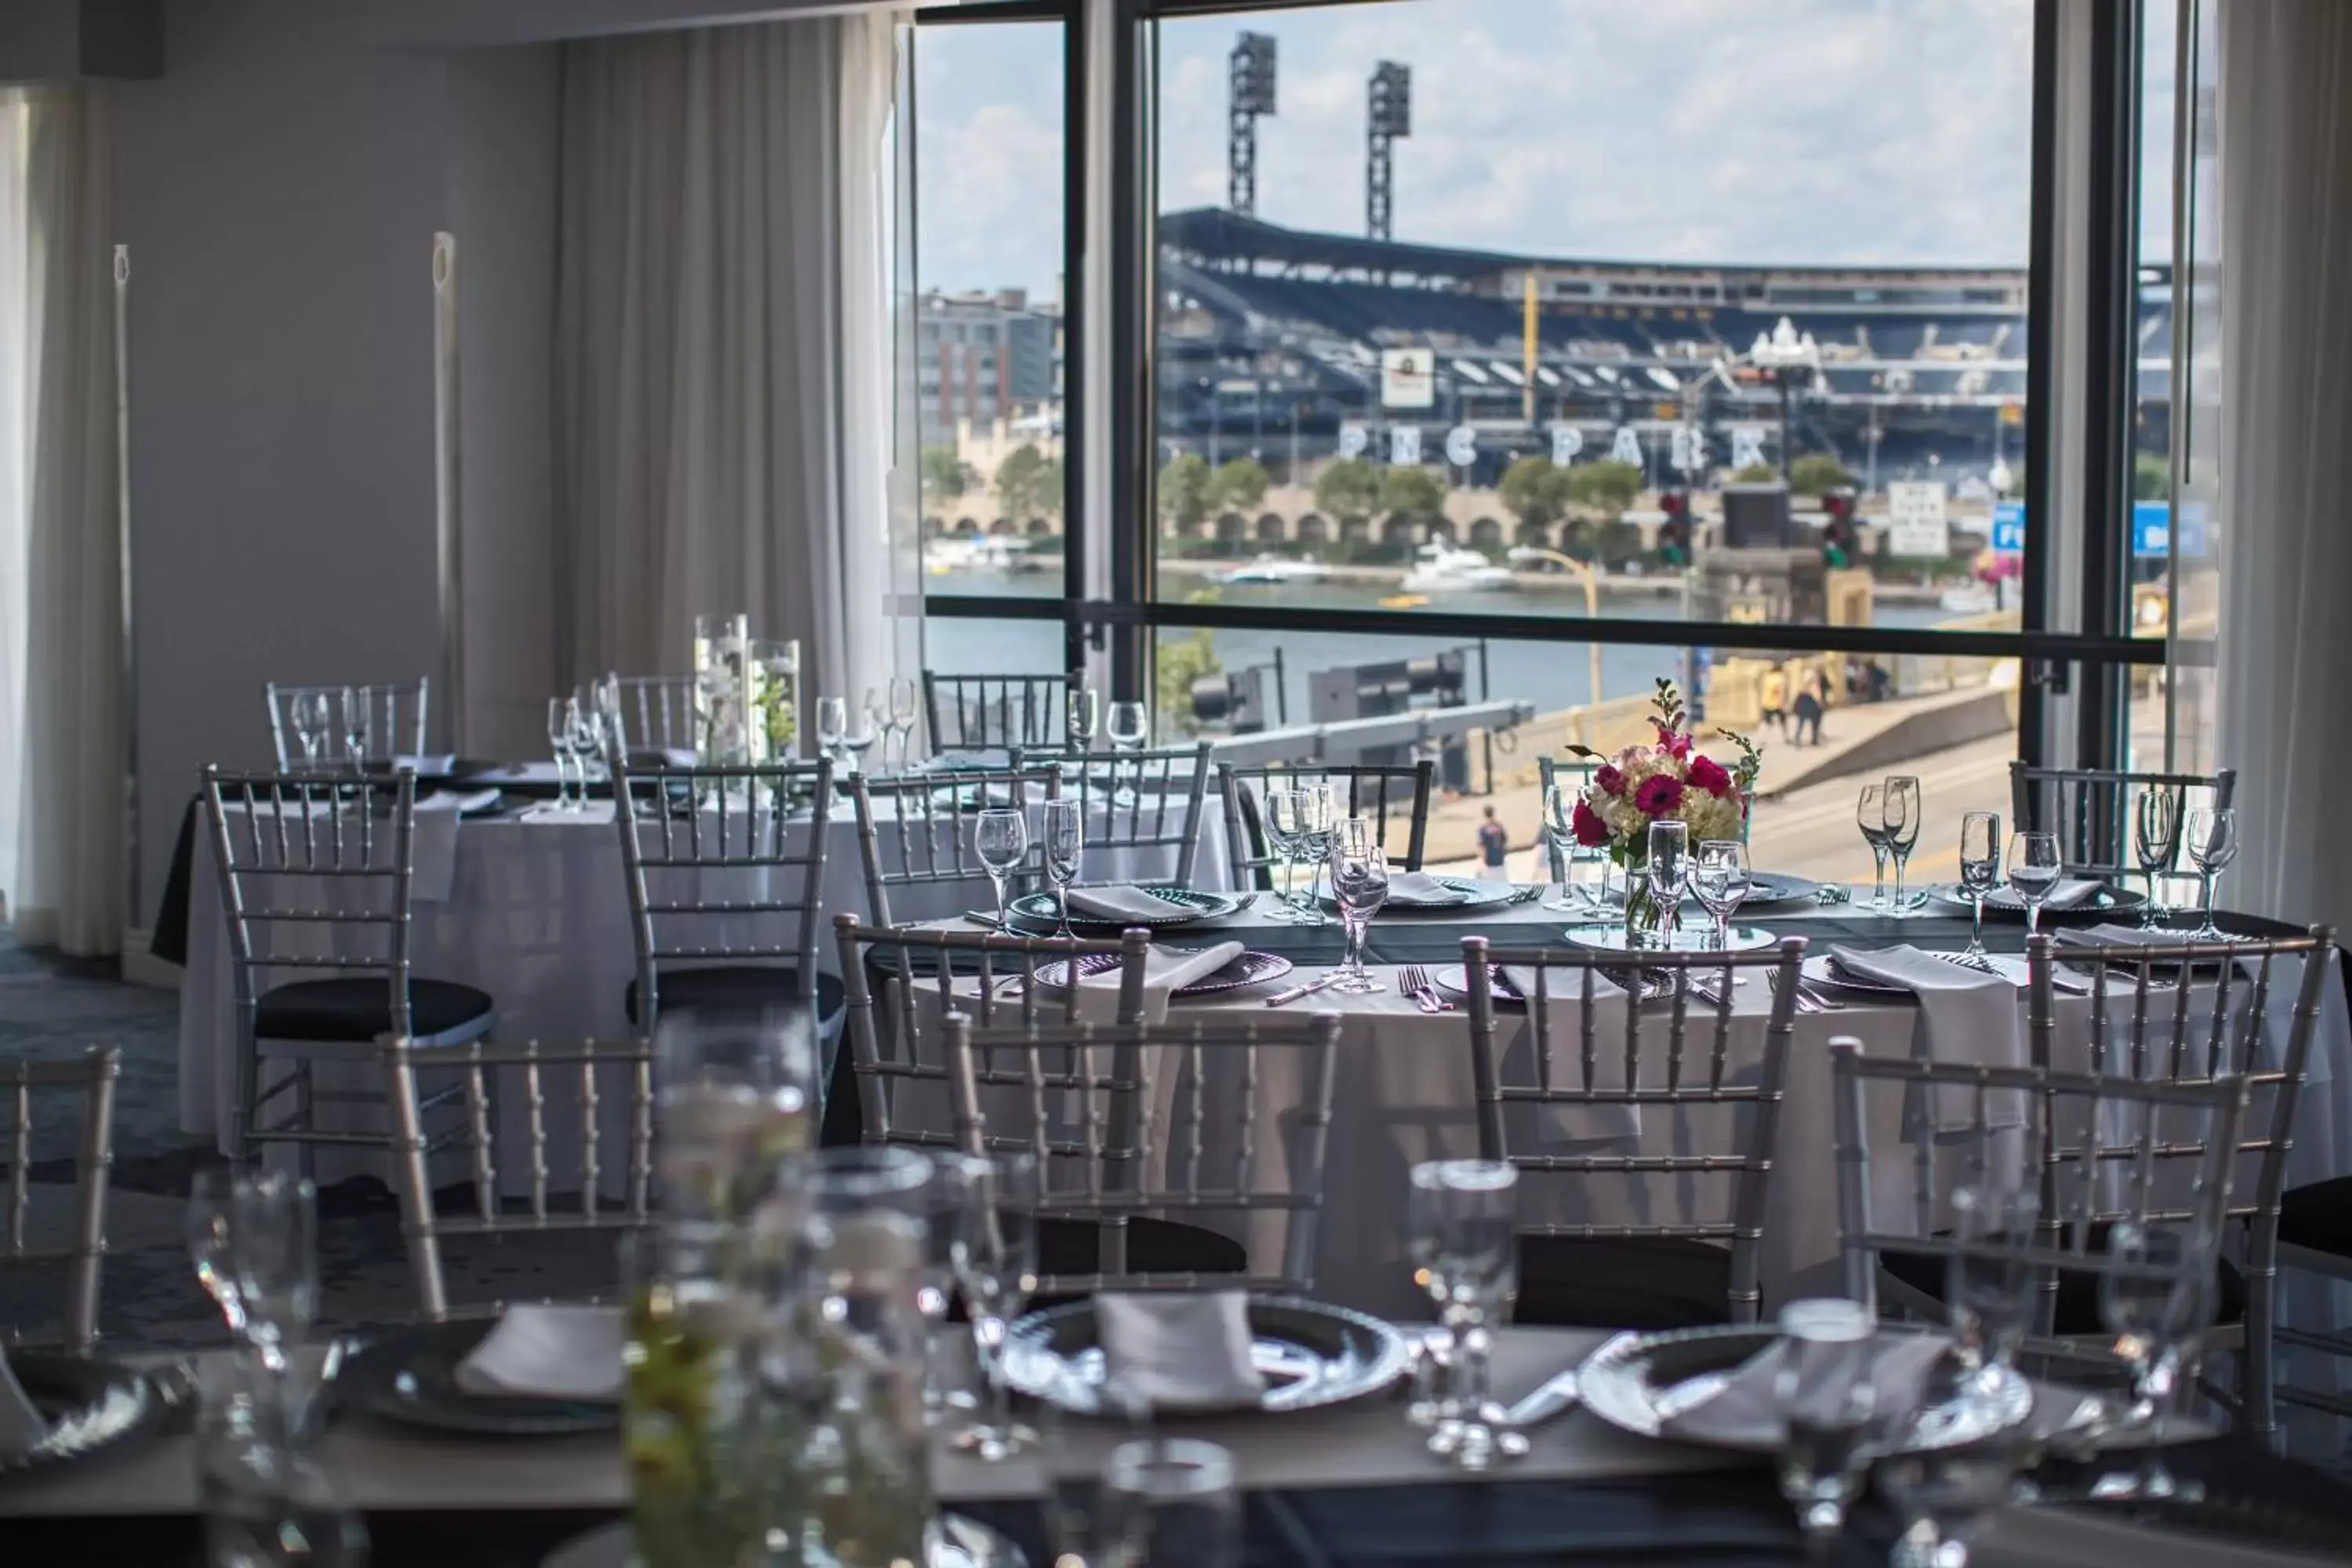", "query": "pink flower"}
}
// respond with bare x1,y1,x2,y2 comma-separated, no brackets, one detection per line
1571,799,1611,847
1635,775,1684,817
1651,720,1692,760
1688,755,1732,797
1593,764,1625,797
